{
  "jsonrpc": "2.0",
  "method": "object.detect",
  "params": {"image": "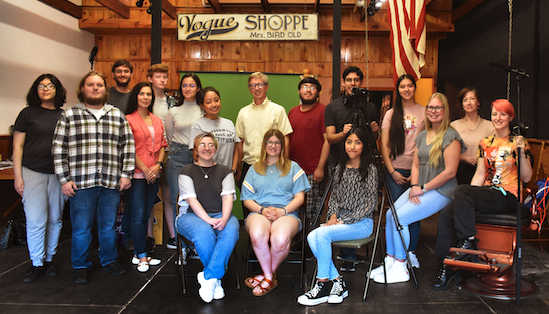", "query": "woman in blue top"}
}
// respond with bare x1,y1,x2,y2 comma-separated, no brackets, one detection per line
241,129,310,296
371,92,465,284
